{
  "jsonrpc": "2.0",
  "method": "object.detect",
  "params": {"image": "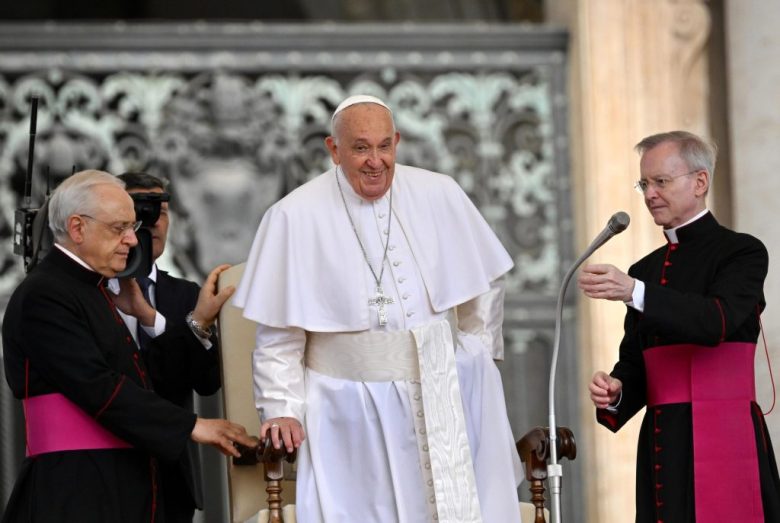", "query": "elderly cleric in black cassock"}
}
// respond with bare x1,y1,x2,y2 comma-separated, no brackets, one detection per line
1,171,249,523
597,211,780,521
587,131,780,523
2,247,197,522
